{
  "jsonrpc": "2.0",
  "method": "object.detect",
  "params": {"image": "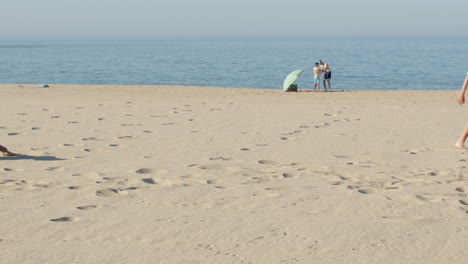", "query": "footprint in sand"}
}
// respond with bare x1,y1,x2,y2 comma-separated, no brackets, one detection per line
7,133,20,136
46,166,64,172
31,146,50,151
63,143,83,147
209,157,232,161
142,130,158,134
135,168,168,174
32,182,56,188
282,173,298,179
72,172,102,178
357,188,377,194
203,179,217,185
249,176,277,184
329,181,346,186
67,186,84,190
81,137,103,141
31,127,41,130
3,168,24,172
76,205,97,210
405,147,432,155
101,177,128,185
281,137,296,141
258,160,278,165
96,188,128,197
198,164,224,170
240,148,250,151
84,148,110,153
142,178,158,184
315,122,330,128
118,136,133,140
50,217,77,222
282,131,303,136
